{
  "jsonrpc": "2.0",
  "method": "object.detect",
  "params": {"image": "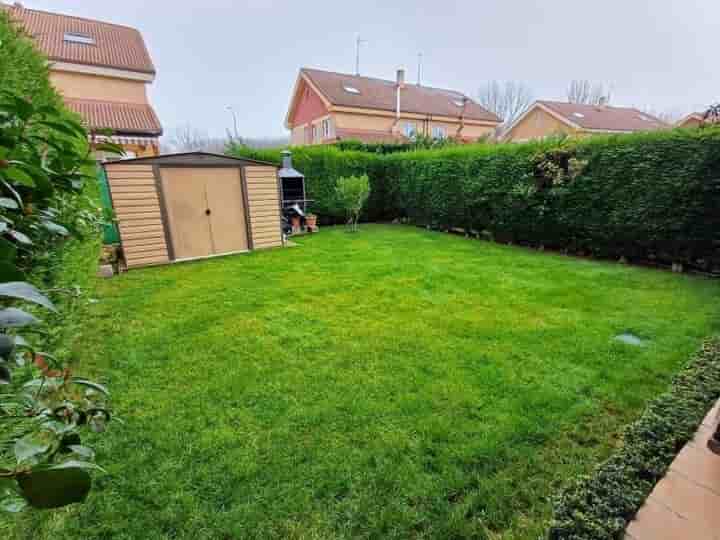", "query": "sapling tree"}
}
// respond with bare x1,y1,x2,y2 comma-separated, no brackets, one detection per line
335,174,370,232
